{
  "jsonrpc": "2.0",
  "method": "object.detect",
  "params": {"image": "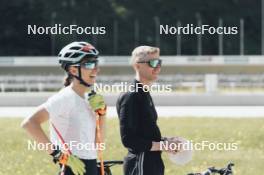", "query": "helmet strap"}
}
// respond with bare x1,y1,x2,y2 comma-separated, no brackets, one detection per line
69,66,92,87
